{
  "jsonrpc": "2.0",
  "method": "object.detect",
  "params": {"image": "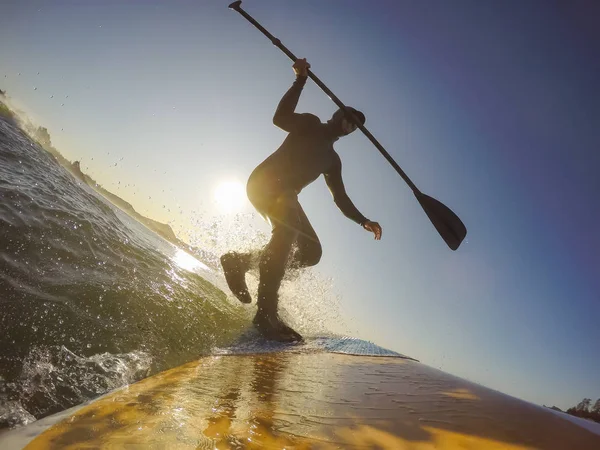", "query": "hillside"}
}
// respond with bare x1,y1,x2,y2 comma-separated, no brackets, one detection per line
0,93,198,256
